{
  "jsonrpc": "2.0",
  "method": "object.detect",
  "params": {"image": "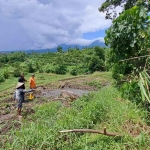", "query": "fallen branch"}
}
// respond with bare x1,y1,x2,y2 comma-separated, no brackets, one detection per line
59,127,122,137
54,98,66,101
